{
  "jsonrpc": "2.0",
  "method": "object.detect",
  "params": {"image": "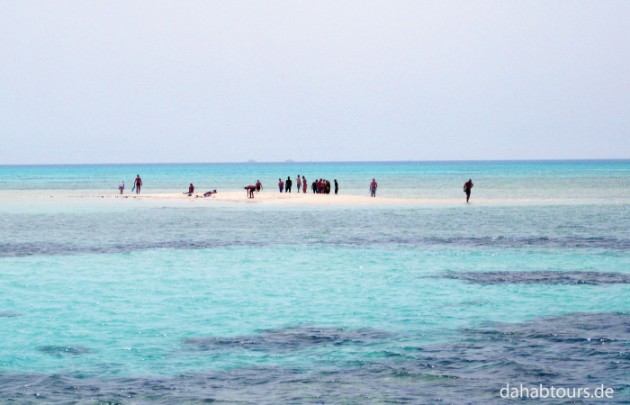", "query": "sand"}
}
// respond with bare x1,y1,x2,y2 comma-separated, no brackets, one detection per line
98,191,456,205
2,190,606,207
0,190,618,209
